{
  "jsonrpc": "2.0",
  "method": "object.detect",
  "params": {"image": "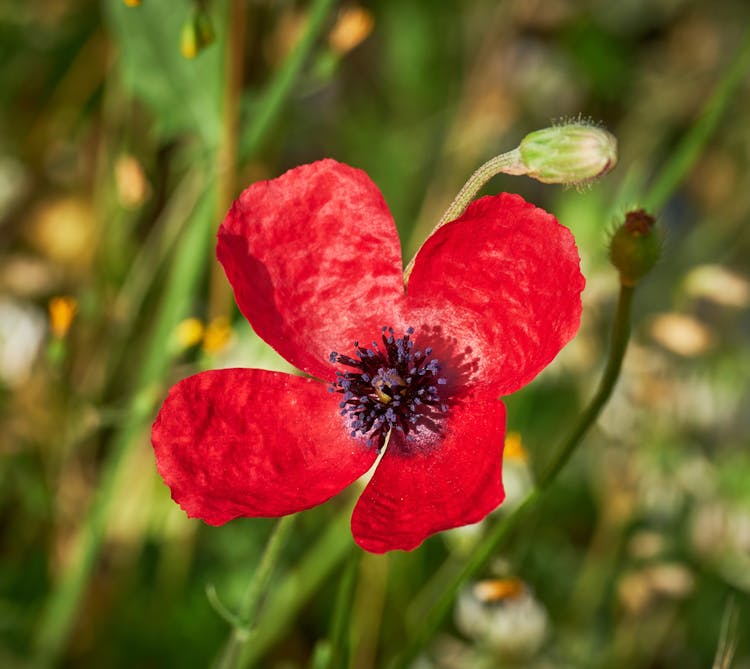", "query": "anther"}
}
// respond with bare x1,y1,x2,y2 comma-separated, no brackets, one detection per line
329,327,448,449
